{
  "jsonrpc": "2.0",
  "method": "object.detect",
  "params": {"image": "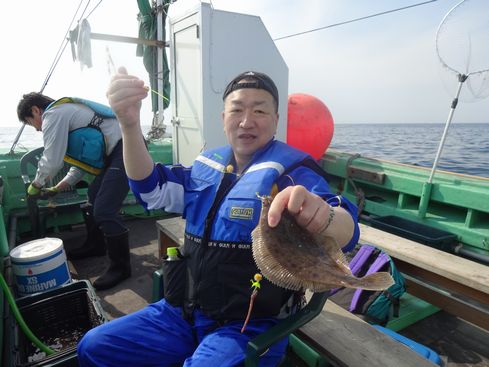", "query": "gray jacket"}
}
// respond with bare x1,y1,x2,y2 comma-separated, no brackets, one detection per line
34,102,122,187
